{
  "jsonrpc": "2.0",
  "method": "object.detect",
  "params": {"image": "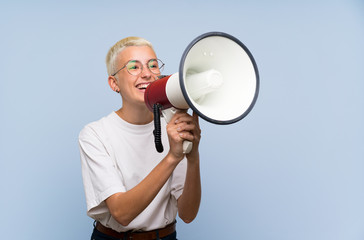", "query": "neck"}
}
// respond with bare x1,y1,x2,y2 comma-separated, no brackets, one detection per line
116,102,153,125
